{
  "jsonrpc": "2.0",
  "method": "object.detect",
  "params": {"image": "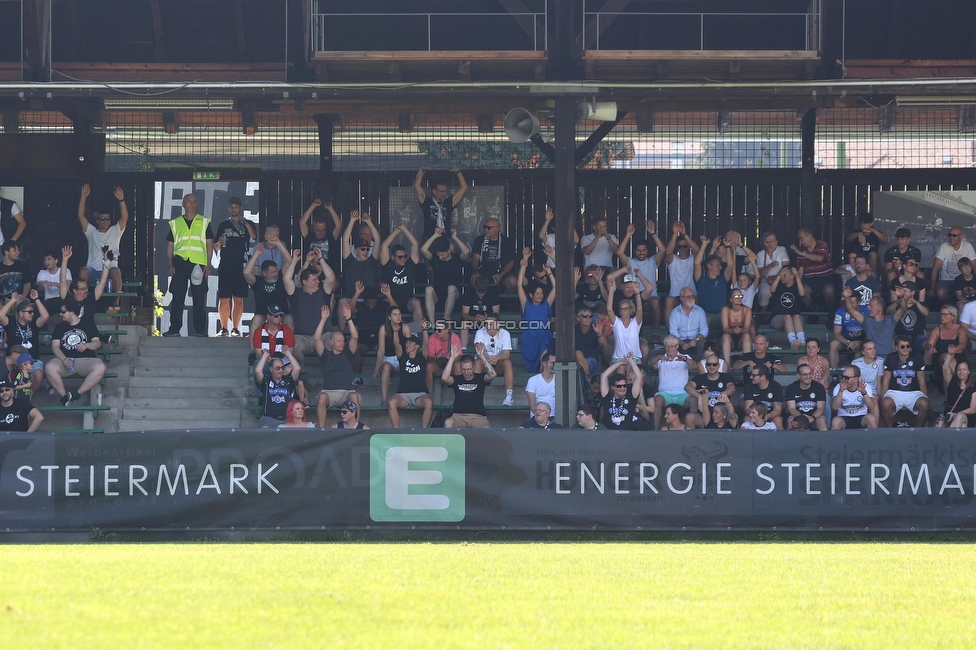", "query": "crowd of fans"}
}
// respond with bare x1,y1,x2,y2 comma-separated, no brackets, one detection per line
4,175,974,433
